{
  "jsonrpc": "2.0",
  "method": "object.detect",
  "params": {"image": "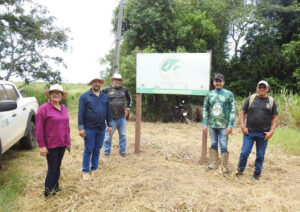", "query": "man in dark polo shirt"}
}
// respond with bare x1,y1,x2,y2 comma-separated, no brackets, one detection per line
236,80,278,180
